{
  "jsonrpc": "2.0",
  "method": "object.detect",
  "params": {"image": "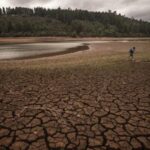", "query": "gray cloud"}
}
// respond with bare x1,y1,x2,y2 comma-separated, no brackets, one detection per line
122,0,140,5
60,0,105,11
126,7,150,21
10,0,53,7
0,0,150,21
119,0,150,21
